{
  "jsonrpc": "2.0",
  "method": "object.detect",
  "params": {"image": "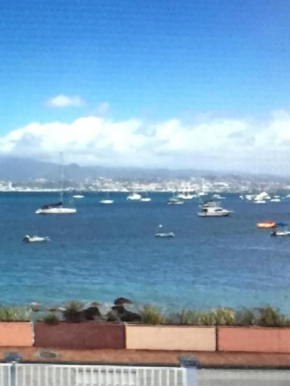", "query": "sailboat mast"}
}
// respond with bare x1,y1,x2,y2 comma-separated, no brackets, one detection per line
60,153,64,203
